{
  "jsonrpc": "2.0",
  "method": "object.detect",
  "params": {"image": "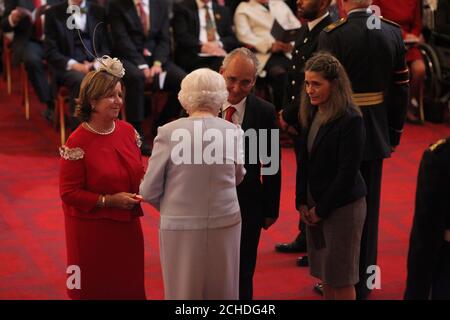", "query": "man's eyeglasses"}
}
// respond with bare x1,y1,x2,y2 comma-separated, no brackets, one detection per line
224,76,254,89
